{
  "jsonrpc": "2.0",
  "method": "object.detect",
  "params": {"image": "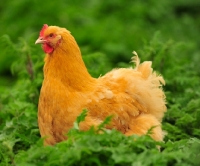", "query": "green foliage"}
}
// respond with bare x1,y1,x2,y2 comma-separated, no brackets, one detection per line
13,120,200,166
1,0,200,165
